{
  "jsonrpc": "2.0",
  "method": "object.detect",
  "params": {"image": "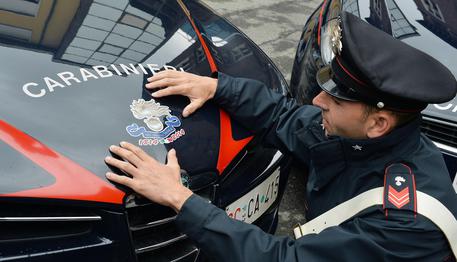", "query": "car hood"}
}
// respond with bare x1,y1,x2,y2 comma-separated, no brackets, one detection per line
355,0,457,123
0,0,287,203
0,0,223,203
